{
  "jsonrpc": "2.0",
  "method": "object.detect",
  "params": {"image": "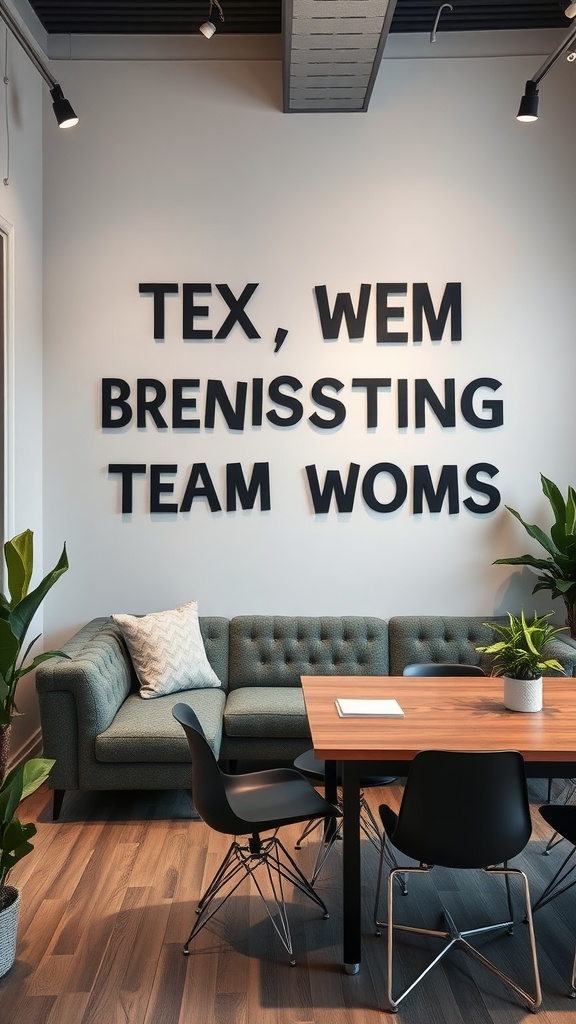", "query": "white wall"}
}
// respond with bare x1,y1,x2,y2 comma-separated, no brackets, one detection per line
0,34,44,761
41,51,576,647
